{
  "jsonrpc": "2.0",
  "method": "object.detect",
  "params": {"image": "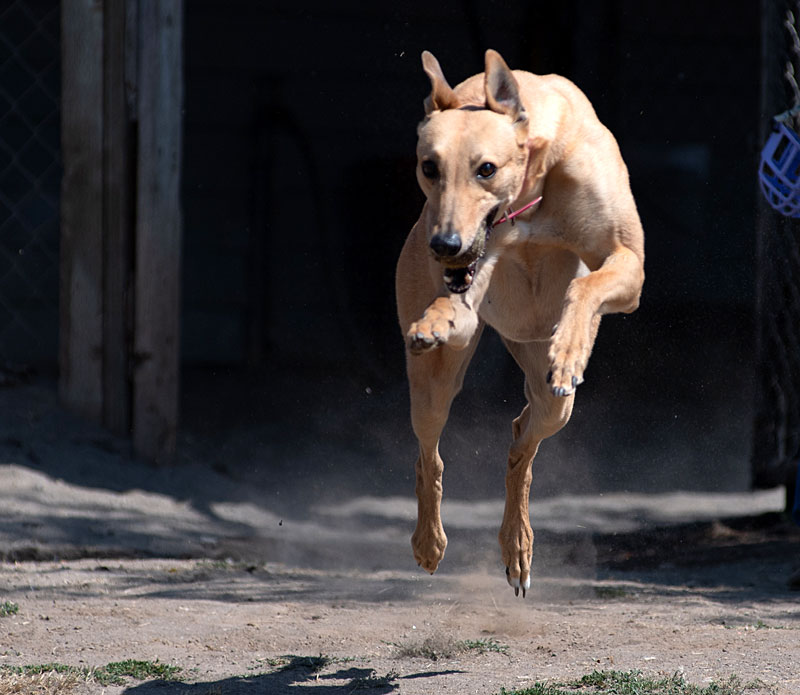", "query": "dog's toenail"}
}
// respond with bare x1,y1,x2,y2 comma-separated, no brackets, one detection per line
571,376,578,388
